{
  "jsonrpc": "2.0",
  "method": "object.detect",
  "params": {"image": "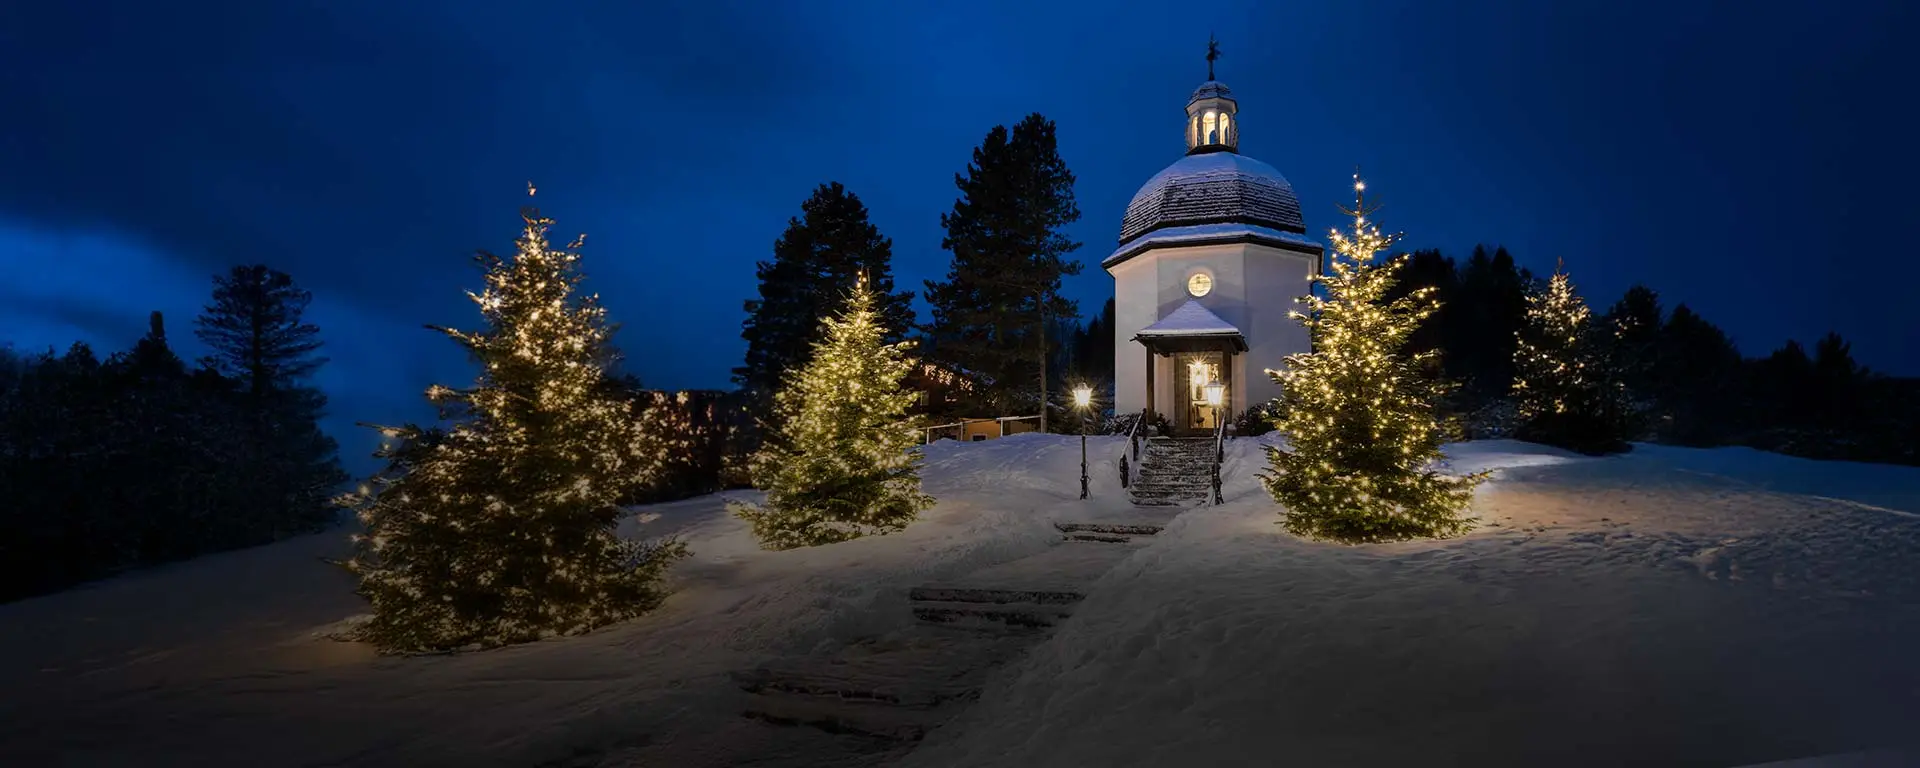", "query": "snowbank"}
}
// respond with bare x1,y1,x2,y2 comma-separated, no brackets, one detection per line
7,435,1919,767
0,433,1128,767
905,441,1920,767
